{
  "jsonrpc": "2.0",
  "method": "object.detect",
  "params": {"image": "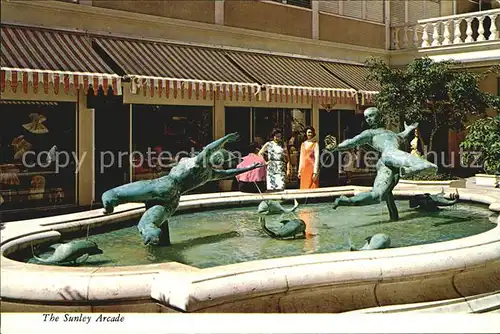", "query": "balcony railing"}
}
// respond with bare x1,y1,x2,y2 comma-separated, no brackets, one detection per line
391,24,422,50
419,8,499,48
390,9,500,50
